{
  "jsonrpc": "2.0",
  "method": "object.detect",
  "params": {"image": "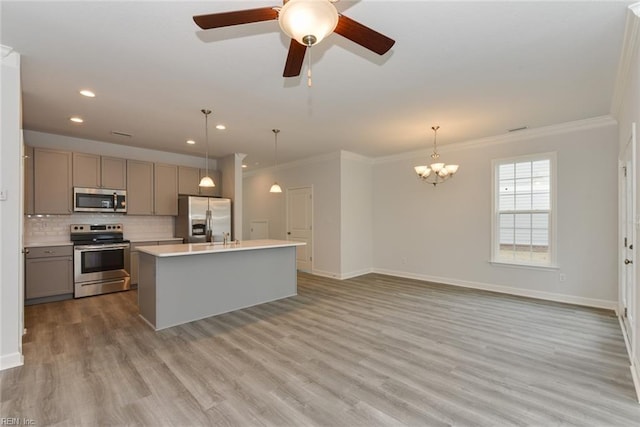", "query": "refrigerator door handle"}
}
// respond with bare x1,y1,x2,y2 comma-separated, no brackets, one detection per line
205,209,213,242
